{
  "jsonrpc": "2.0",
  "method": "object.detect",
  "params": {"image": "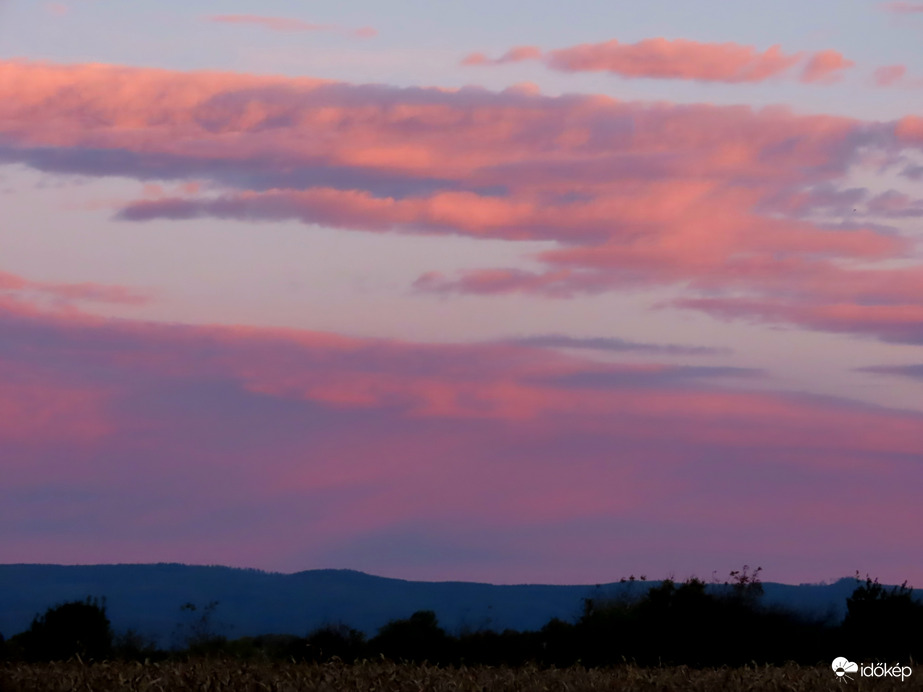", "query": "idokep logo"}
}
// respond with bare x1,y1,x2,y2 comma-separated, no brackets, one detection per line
832,658,859,682
832,657,913,683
